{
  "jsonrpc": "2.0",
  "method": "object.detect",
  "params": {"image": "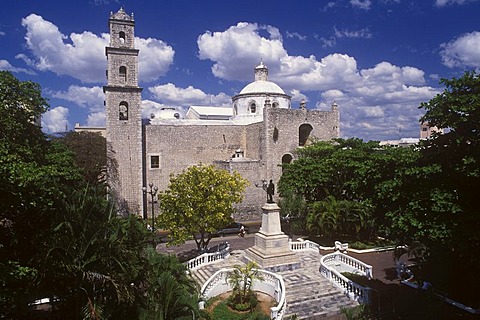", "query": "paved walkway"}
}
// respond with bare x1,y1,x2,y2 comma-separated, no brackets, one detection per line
157,236,478,319
190,249,358,319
